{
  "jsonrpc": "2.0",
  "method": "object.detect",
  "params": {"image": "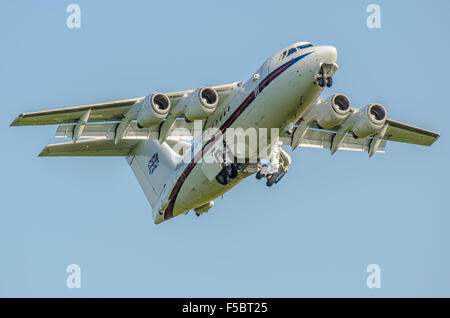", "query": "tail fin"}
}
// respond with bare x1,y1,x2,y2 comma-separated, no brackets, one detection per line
127,140,179,207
